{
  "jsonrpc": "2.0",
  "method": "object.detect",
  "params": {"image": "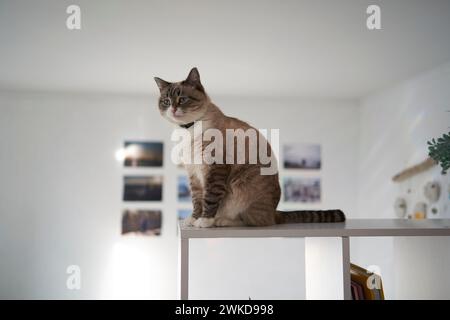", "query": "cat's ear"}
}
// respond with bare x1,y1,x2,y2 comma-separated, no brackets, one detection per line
154,77,171,92
185,67,201,85
185,67,205,92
